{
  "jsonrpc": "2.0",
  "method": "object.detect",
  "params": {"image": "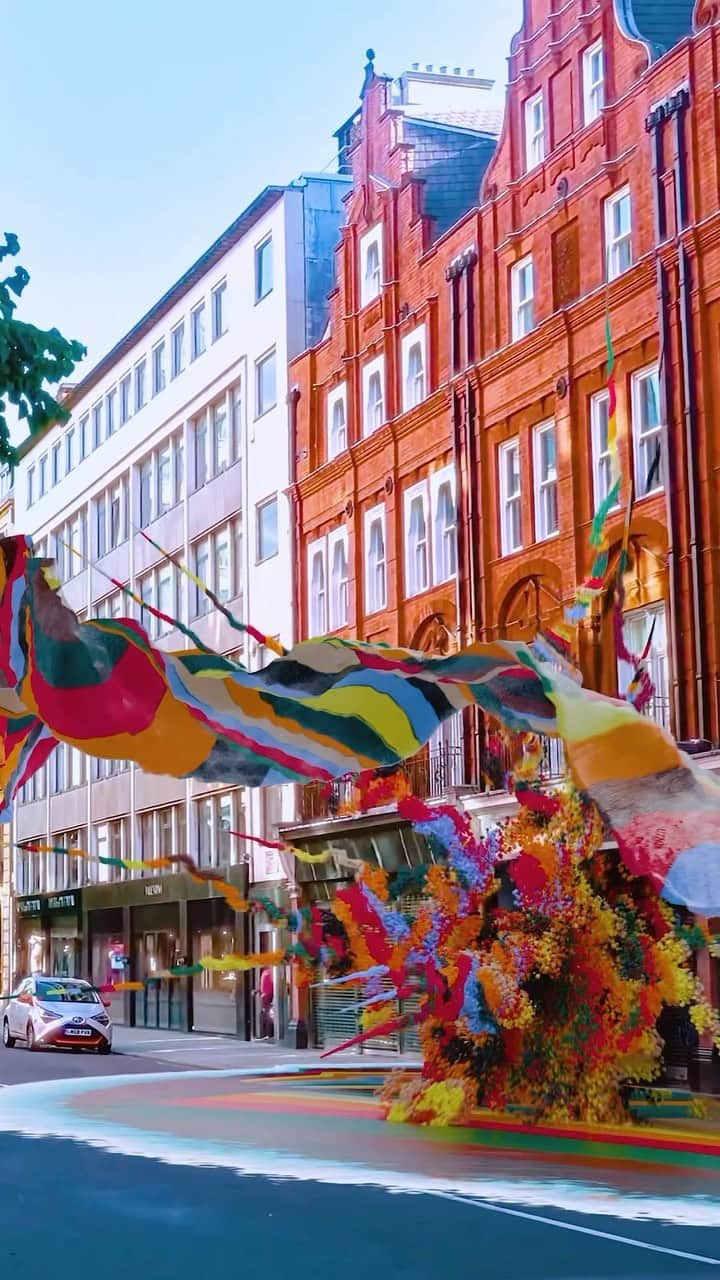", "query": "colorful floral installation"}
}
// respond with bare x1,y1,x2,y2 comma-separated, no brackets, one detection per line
308,778,720,1126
